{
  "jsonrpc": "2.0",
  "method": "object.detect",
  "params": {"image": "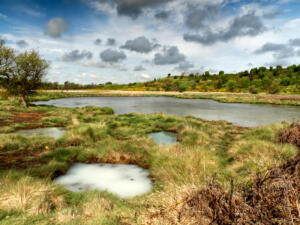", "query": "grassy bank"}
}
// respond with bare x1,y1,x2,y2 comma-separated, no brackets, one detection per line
29,90,300,106
0,95,299,224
